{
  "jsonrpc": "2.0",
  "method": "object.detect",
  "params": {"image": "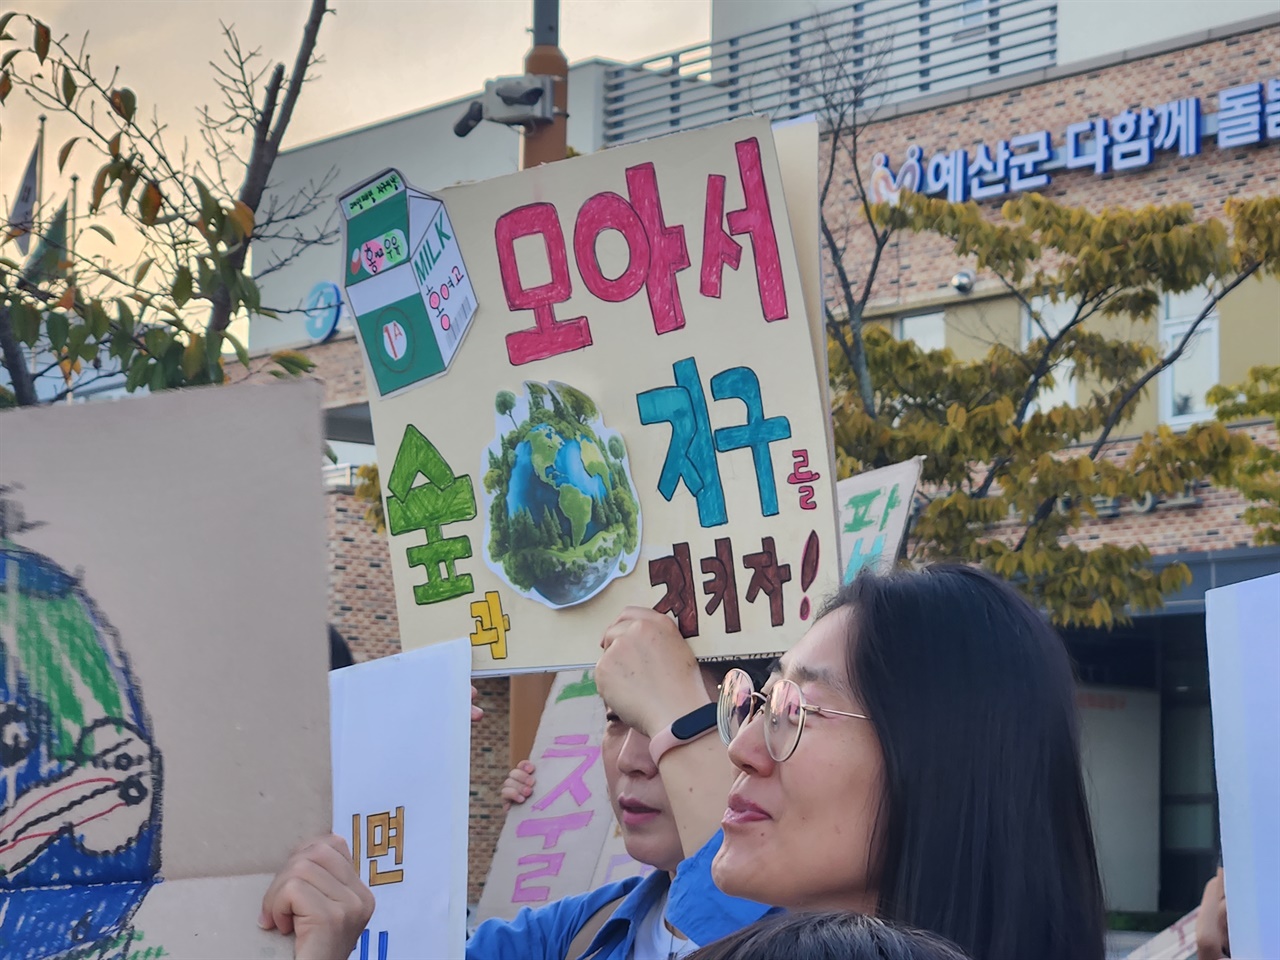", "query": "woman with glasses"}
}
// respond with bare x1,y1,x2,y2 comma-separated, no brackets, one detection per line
594,565,1106,960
